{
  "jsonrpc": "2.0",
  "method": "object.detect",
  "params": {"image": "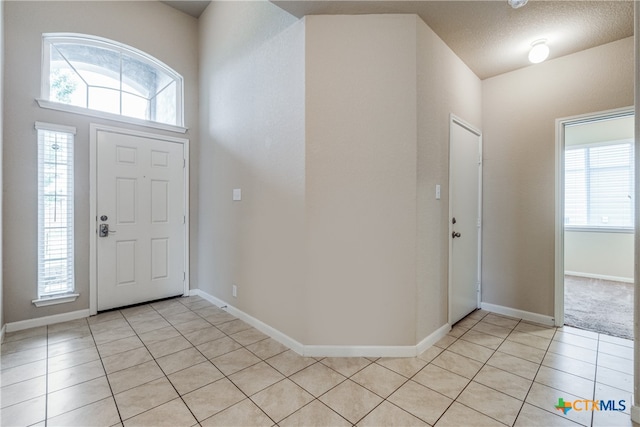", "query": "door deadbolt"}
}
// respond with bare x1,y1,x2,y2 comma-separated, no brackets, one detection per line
100,215,108,221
